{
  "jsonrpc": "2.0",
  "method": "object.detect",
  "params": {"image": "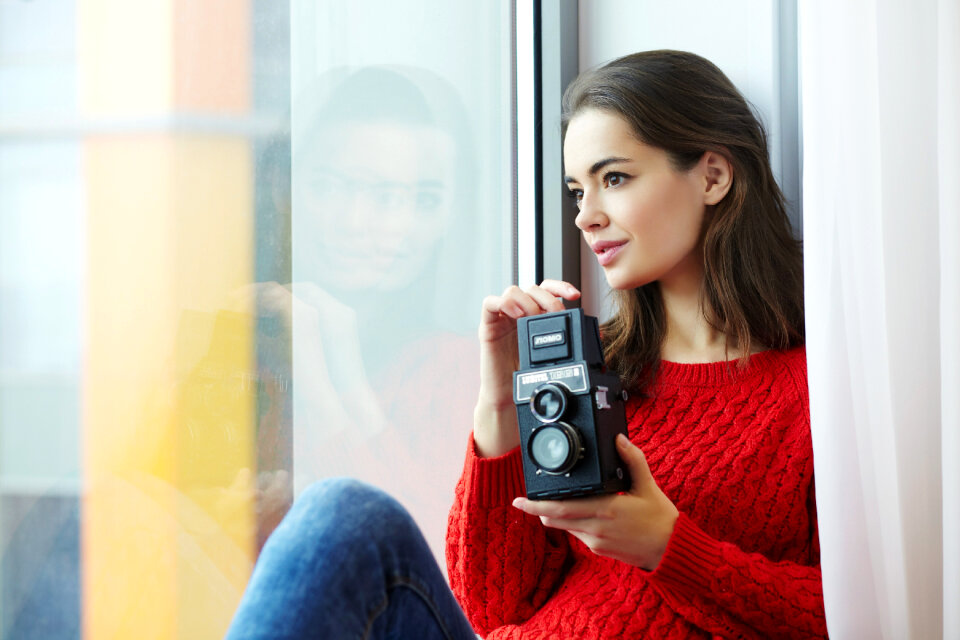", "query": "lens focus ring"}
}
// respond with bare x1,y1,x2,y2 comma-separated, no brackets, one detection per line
529,422,582,475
